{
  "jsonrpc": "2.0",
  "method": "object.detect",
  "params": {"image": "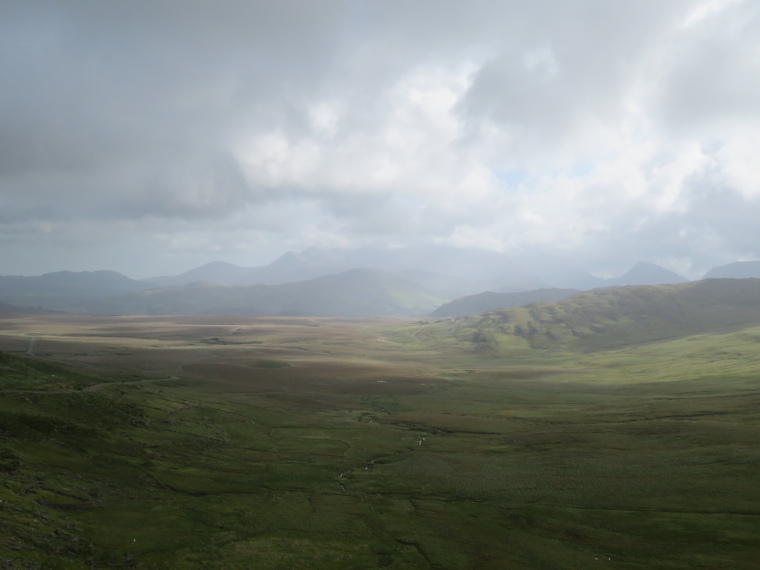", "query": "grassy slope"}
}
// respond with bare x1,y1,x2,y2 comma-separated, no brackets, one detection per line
426,278,760,353
1,308,760,568
429,288,580,318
